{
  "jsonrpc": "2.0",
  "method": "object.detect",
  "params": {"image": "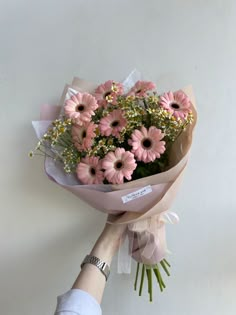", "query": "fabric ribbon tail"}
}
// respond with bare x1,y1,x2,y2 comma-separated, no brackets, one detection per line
162,211,179,224
117,233,133,274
